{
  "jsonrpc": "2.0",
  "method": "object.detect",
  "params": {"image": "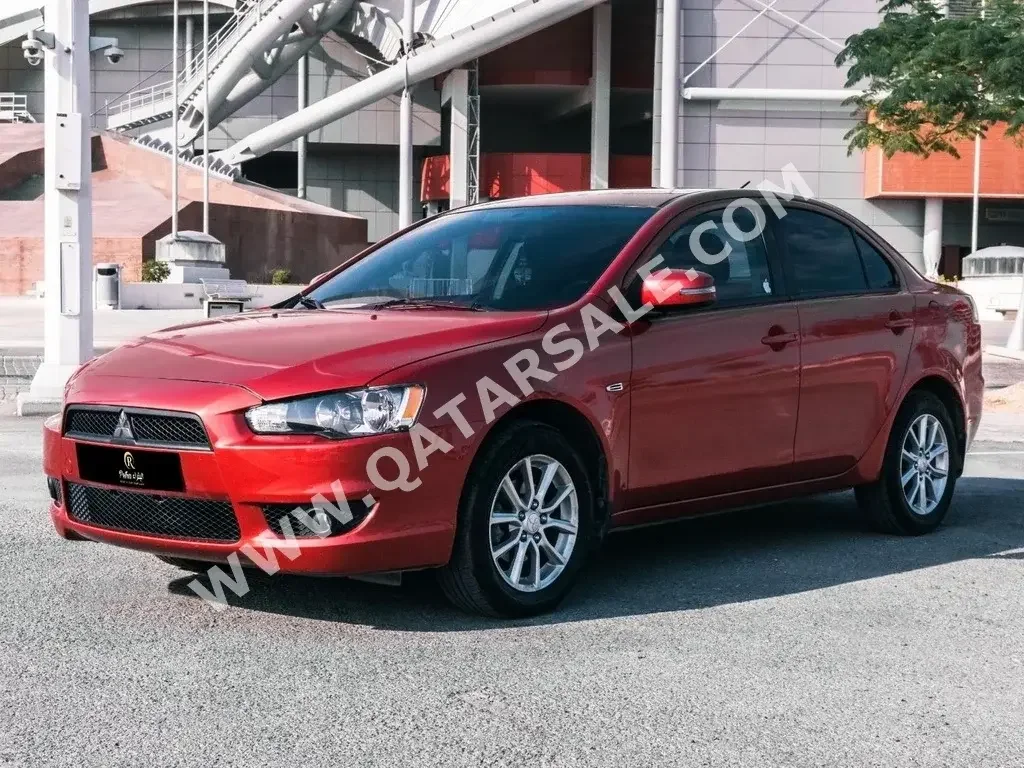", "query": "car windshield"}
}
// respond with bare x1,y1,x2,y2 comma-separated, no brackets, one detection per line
305,205,656,312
